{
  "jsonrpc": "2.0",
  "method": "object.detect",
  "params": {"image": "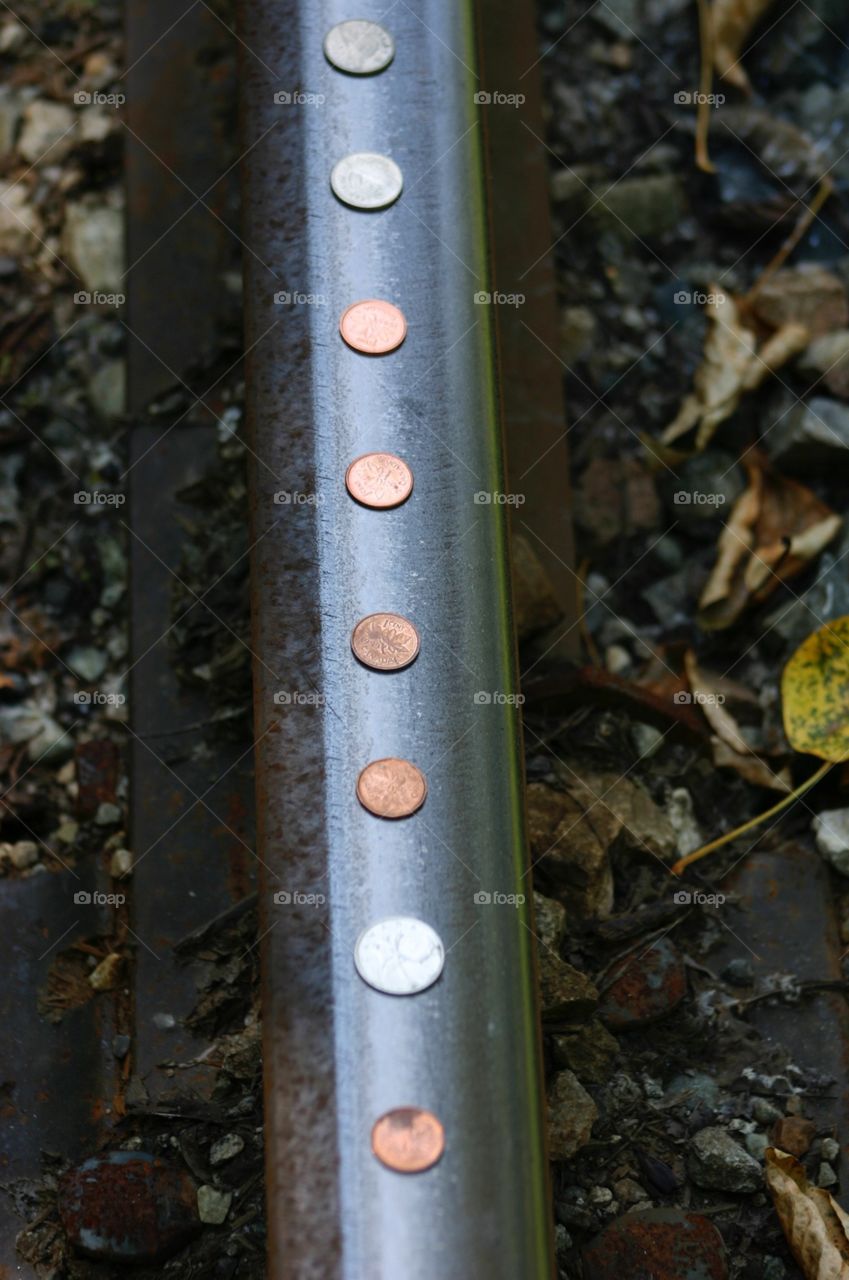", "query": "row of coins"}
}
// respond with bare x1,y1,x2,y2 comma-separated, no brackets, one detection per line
325,19,447,1177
